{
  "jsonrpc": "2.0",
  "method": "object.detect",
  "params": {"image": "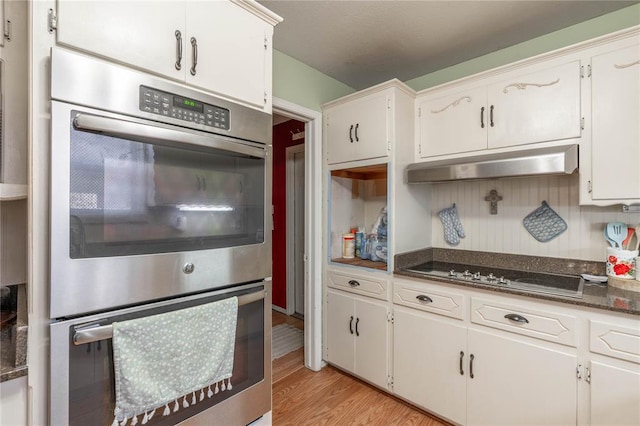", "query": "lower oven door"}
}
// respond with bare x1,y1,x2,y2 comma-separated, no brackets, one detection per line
50,282,271,426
